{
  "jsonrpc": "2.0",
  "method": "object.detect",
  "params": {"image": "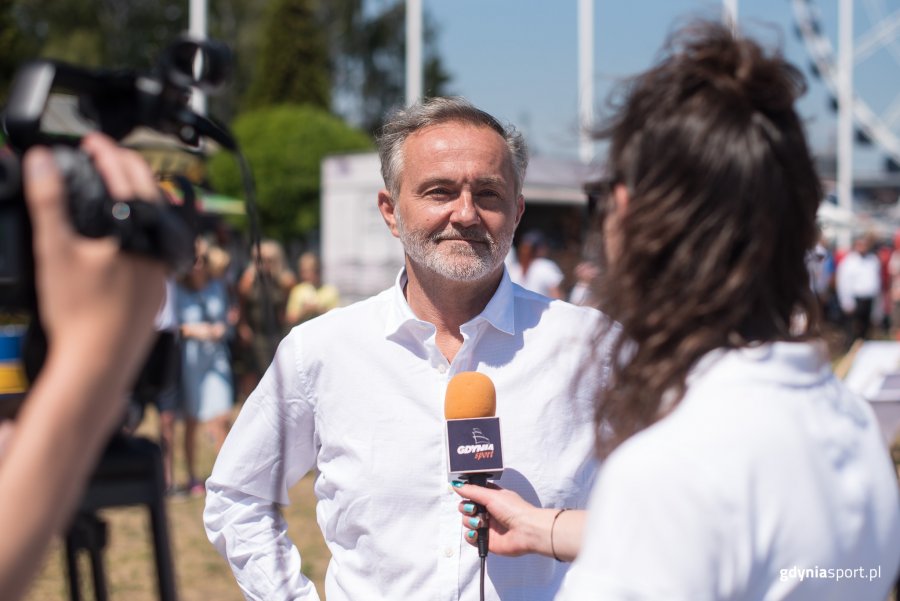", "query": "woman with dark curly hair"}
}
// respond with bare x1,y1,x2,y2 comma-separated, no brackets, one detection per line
453,19,900,600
